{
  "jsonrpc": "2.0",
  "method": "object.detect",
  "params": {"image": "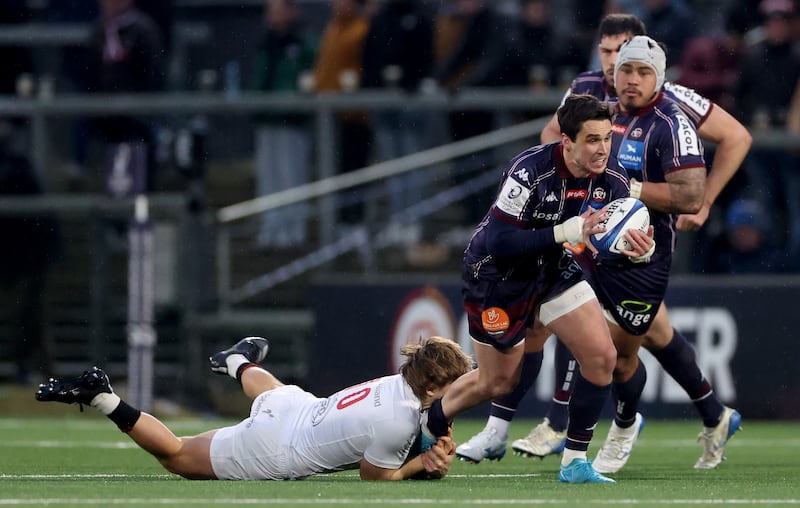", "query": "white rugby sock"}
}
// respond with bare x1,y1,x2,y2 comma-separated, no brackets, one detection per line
91,392,121,415
226,354,249,379
561,448,586,467
486,416,510,439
